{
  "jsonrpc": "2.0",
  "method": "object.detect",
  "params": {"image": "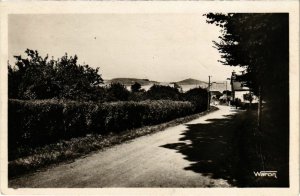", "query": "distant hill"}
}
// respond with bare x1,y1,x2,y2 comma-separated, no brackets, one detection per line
101,77,228,92
105,78,159,86
175,78,207,86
